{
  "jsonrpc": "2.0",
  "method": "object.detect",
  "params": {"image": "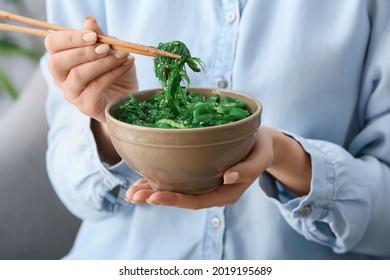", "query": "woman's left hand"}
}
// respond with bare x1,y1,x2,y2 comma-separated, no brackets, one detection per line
125,126,276,209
